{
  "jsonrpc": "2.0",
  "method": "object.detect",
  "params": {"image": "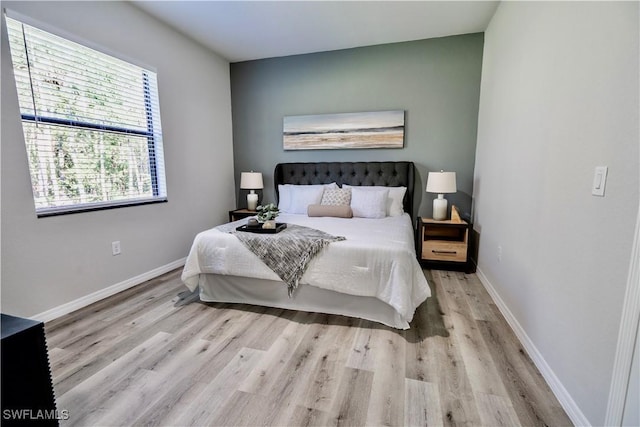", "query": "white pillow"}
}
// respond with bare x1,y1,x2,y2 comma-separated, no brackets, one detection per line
343,185,406,216
278,183,337,213
350,187,389,218
289,186,326,214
